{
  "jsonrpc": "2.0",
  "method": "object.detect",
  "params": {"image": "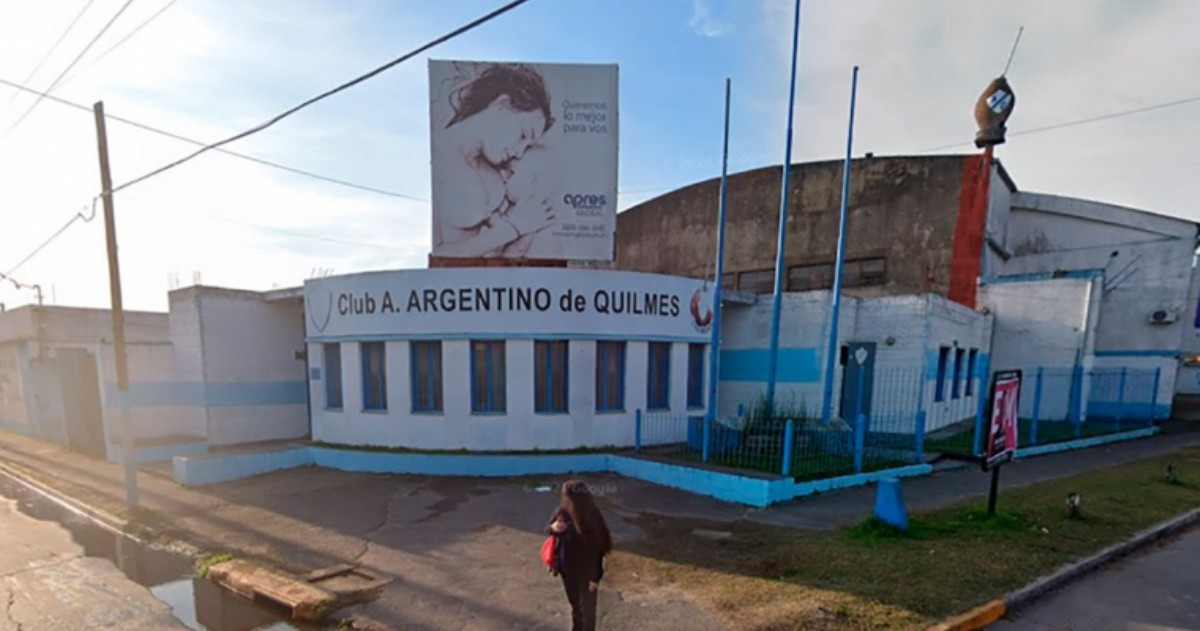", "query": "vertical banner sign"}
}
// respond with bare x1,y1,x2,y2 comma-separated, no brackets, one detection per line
429,60,619,261
984,370,1021,470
